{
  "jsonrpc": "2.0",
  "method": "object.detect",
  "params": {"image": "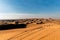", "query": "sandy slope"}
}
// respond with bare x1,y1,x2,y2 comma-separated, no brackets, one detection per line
0,23,60,40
